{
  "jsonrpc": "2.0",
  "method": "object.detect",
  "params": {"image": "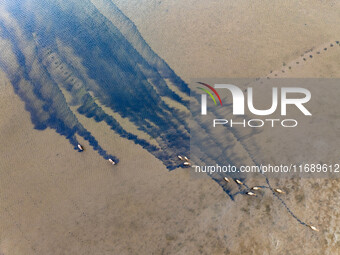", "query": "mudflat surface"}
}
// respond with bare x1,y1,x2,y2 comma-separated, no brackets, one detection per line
0,1,339,254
